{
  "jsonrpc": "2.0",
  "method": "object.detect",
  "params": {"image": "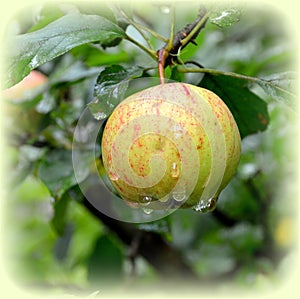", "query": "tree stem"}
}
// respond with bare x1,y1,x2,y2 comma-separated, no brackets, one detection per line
125,34,157,59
